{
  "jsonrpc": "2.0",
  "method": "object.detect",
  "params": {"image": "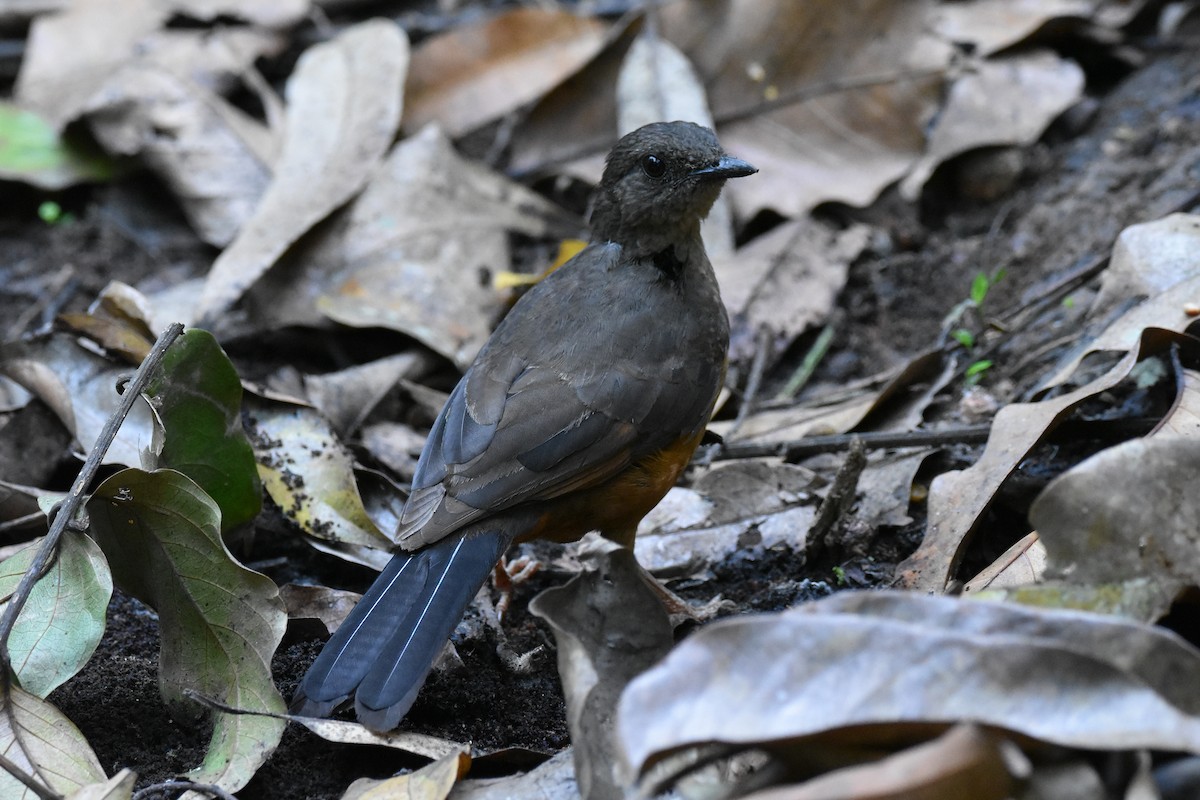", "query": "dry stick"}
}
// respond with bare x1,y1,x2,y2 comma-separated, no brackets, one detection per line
0,323,184,796
805,437,867,561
